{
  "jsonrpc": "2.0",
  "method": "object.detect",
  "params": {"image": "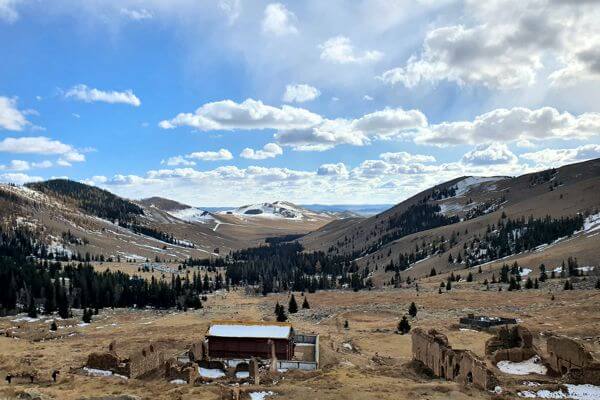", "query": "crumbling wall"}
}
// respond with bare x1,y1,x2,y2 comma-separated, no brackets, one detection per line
164,359,198,383
126,343,164,378
486,326,537,363
411,328,498,391
547,335,600,385
86,341,165,378
86,352,120,371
